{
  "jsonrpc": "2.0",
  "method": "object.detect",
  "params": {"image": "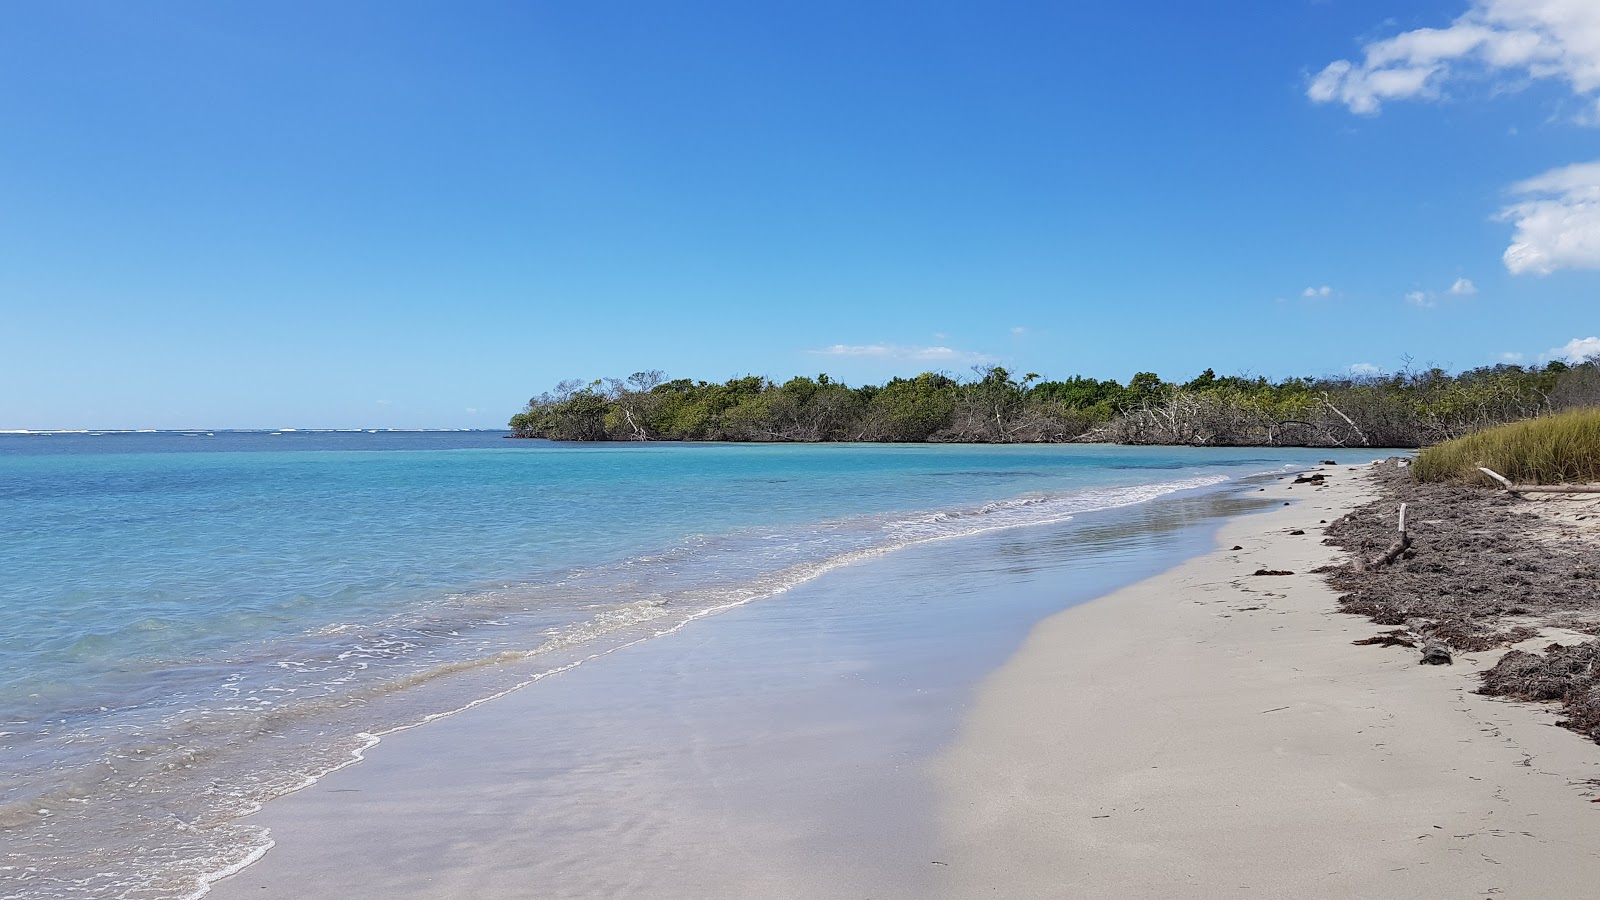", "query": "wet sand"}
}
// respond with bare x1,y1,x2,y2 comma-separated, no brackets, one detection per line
936,464,1600,898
